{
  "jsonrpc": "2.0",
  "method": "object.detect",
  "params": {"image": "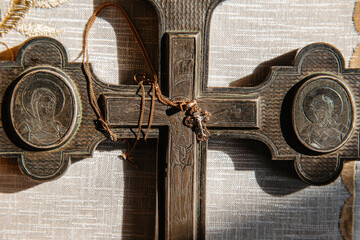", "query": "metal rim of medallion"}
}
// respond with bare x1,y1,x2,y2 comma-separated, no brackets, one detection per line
292,75,355,153
9,67,81,150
